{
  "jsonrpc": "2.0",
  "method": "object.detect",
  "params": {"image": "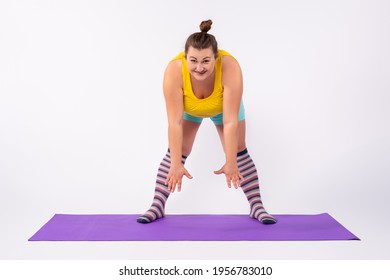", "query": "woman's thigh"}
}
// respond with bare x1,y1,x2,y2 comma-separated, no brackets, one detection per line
182,119,202,156
215,120,247,153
